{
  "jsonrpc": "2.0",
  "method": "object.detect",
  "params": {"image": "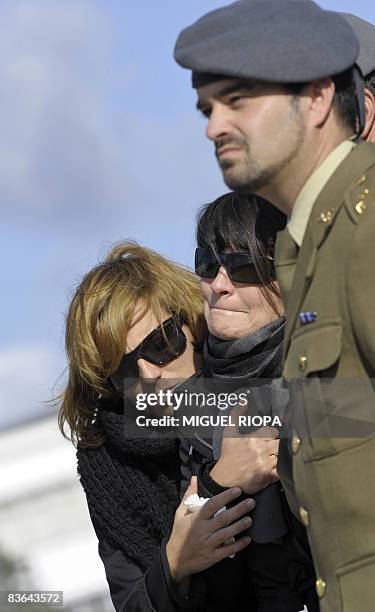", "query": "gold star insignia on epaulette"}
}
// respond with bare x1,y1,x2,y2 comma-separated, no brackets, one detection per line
318,209,335,224
355,188,370,215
